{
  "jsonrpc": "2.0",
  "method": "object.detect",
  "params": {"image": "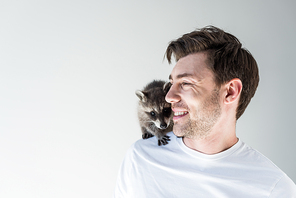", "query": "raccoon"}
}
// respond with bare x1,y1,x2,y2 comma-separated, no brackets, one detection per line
136,80,173,146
